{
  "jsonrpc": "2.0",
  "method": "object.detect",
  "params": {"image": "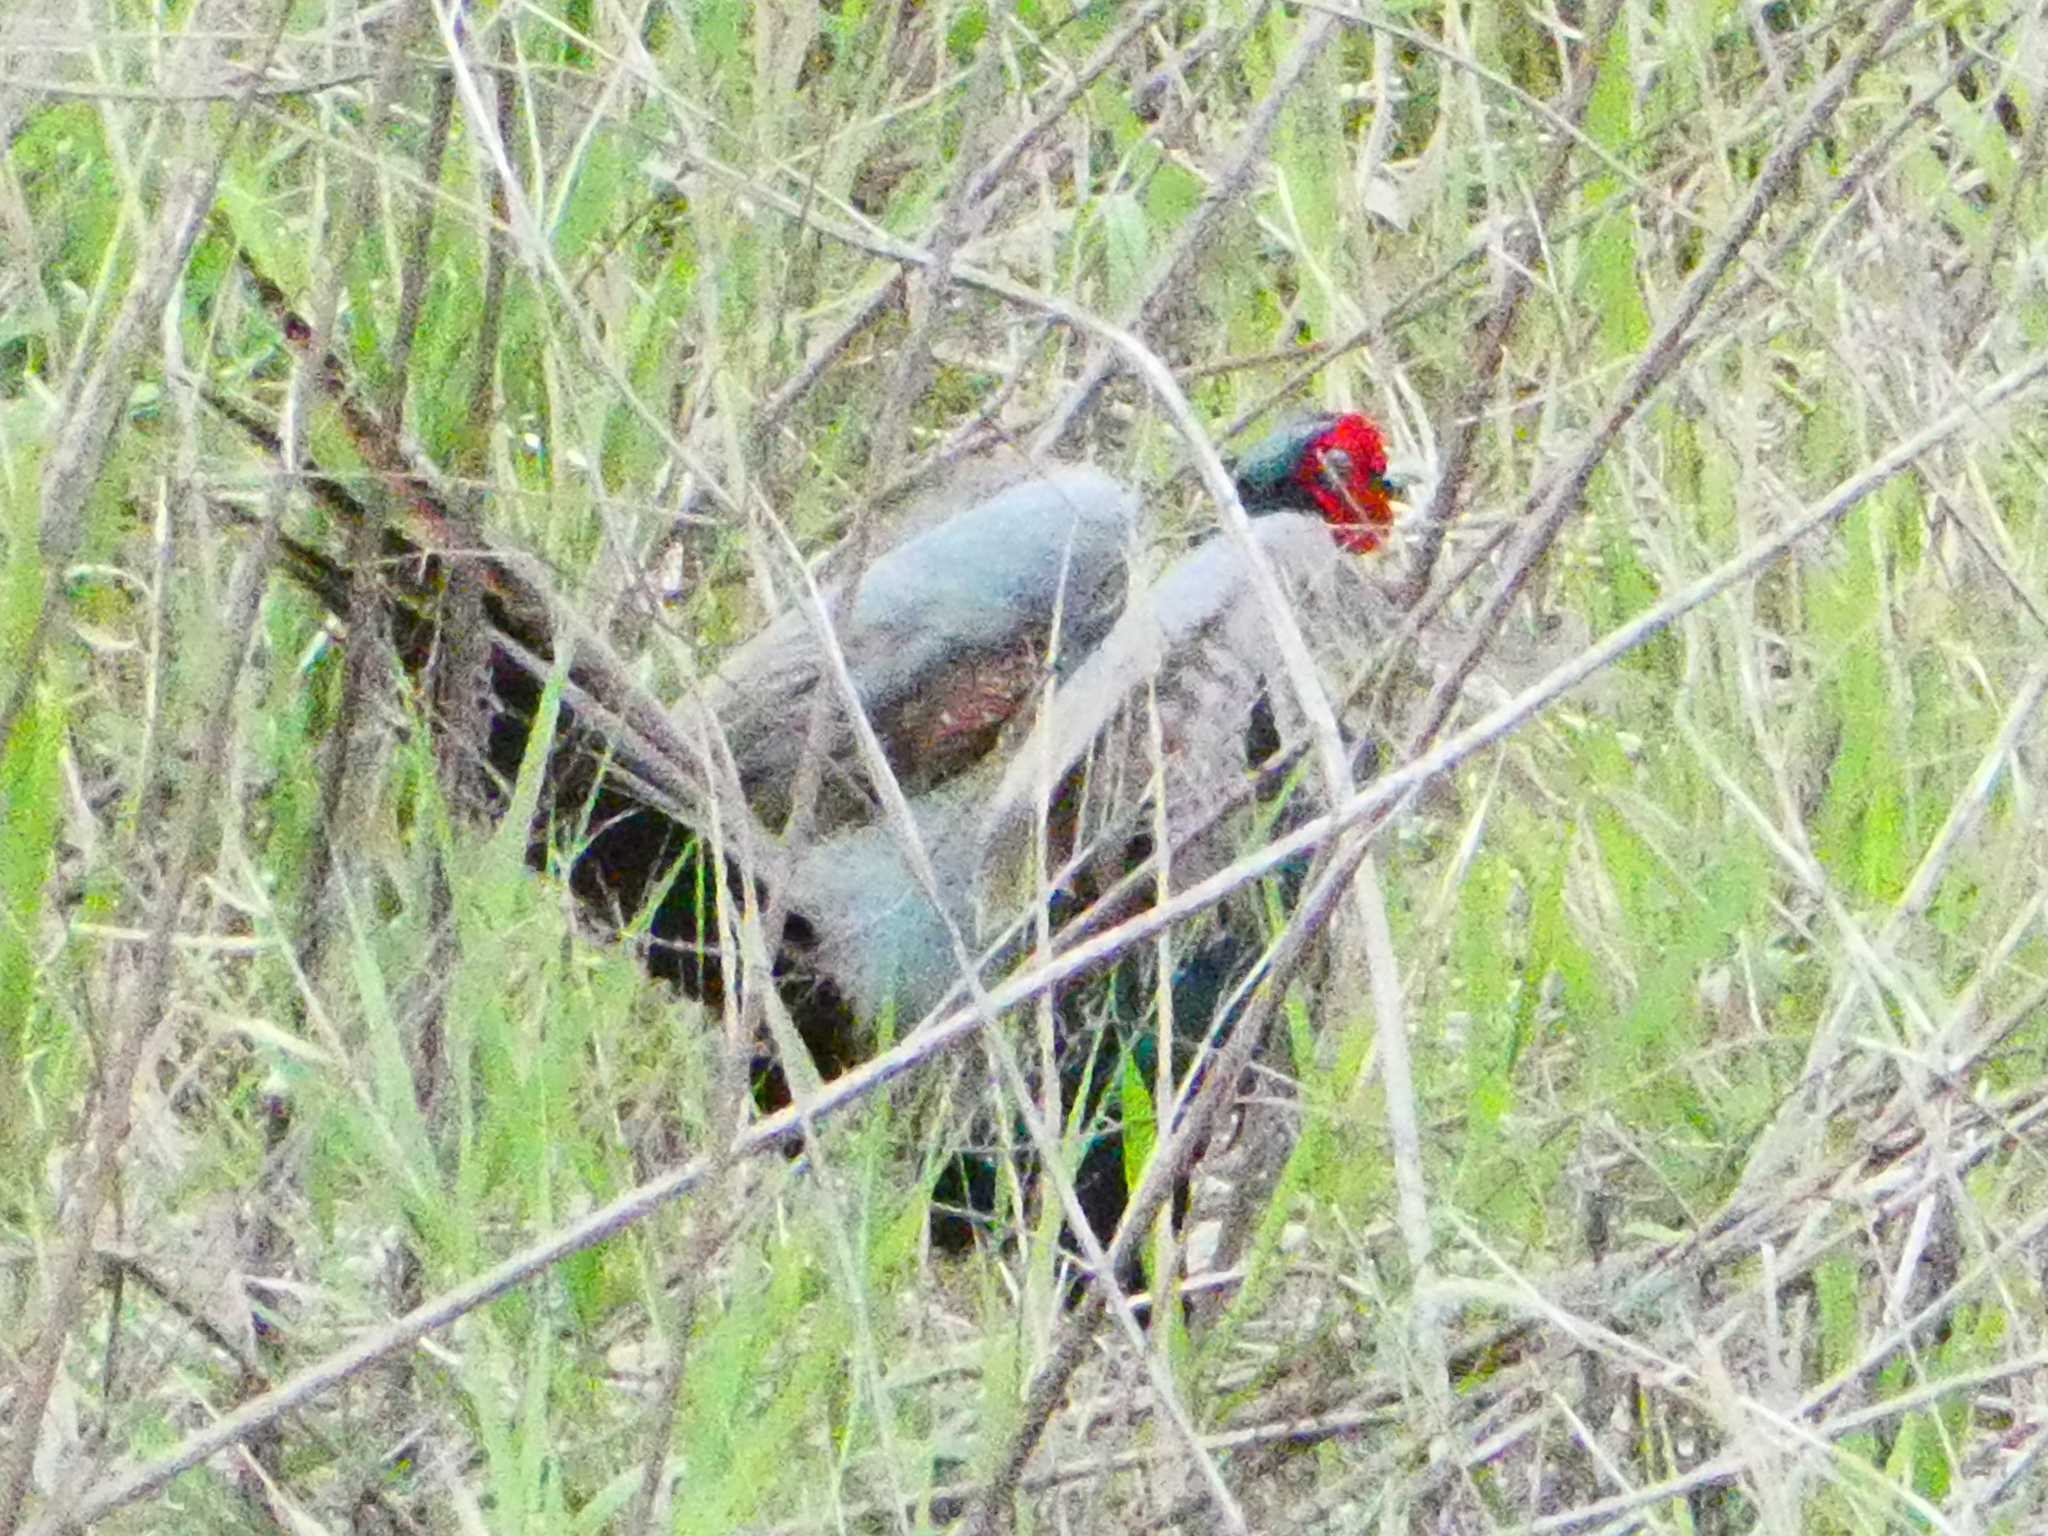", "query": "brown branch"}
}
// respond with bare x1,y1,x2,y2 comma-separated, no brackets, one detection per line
296,1,441,970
